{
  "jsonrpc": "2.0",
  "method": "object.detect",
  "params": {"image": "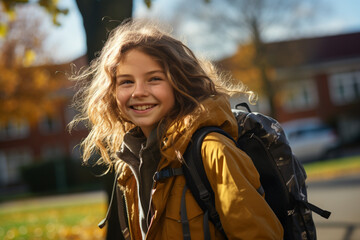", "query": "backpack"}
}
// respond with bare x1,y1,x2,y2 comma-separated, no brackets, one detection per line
155,102,331,240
